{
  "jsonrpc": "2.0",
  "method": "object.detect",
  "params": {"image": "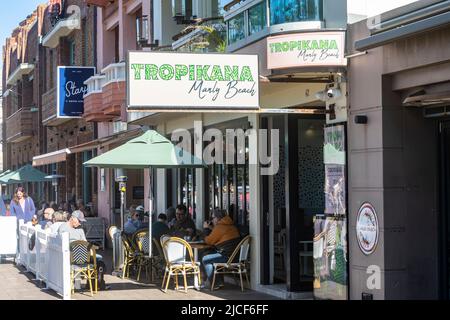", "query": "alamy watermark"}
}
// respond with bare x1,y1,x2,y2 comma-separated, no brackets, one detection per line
171,121,280,176
366,265,381,290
